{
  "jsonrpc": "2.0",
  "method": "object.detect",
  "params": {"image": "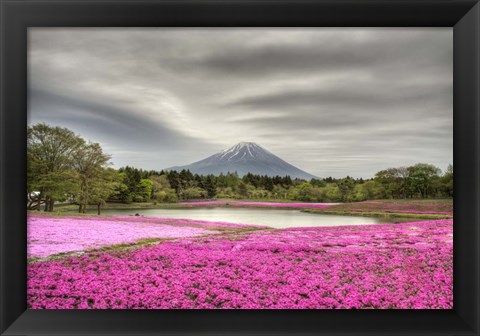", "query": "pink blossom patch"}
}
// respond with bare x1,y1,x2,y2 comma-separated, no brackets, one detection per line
28,219,452,309
28,214,260,258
